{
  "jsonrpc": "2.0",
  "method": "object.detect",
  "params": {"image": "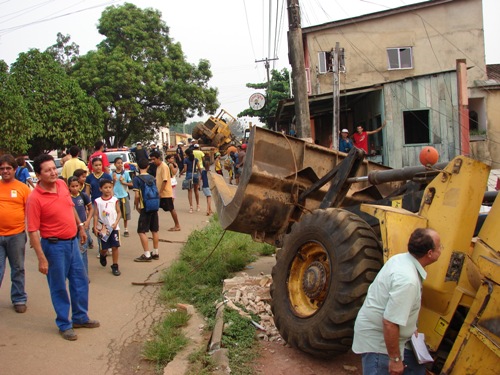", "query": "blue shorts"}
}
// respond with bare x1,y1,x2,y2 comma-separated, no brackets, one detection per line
99,229,120,250
202,187,211,197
